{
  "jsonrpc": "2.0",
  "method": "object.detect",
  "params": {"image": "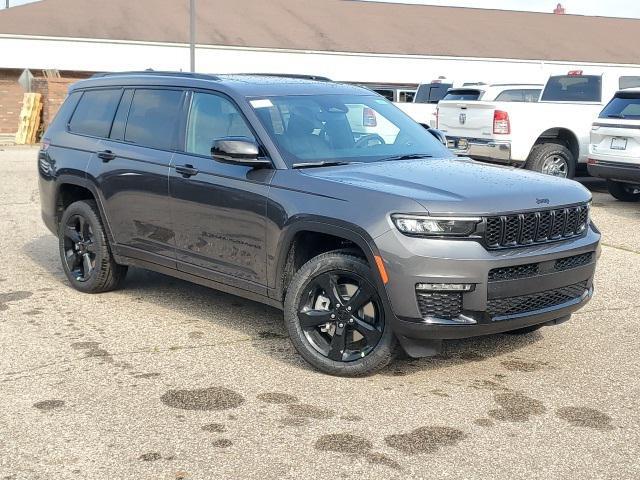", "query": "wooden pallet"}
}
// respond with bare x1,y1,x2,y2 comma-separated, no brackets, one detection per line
15,93,43,145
